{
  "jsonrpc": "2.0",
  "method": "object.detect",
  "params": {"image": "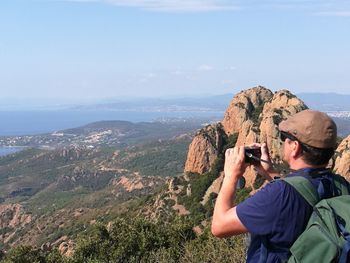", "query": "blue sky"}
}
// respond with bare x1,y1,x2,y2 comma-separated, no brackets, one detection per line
0,0,349,100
